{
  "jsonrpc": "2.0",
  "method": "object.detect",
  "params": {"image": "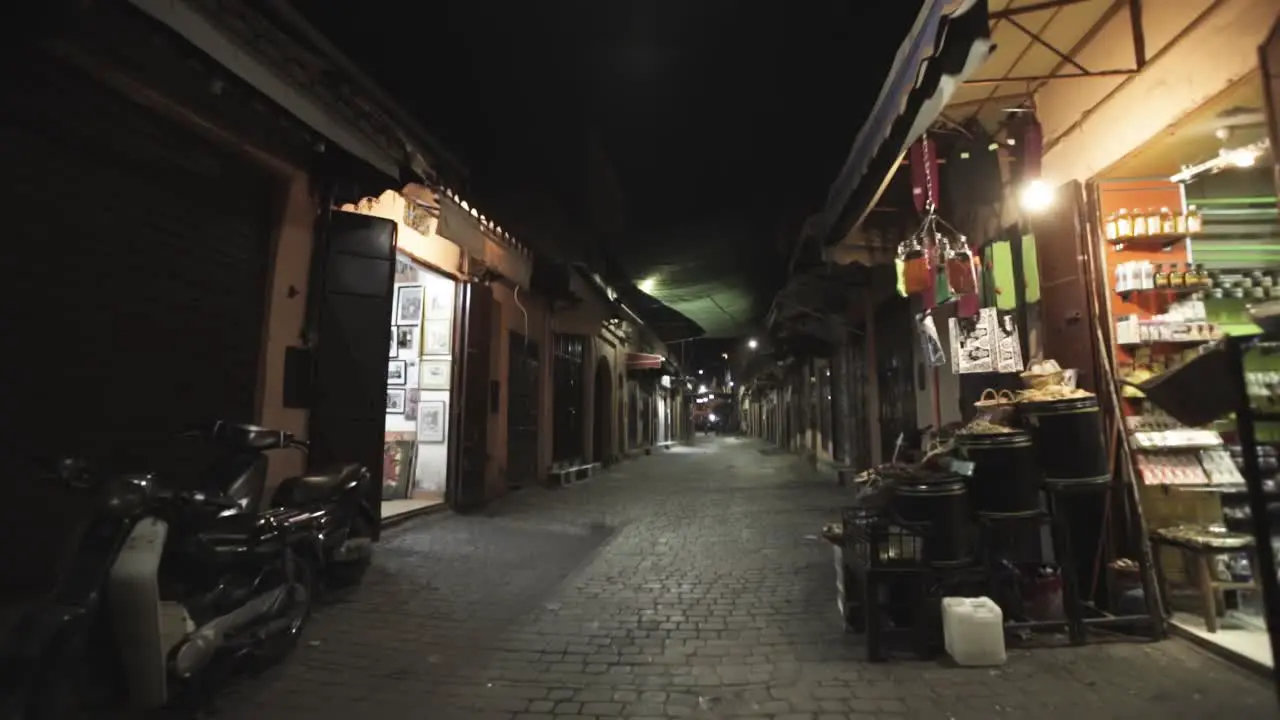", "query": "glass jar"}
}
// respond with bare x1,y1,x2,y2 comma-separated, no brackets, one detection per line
1116,208,1133,238
1186,206,1203,233
1104,213,1118,241
1146,208,1163,234
1133,209,1149,237
946,236,978,296
900,237,930,296
1153,263,1168,288
1159,207,1176,234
